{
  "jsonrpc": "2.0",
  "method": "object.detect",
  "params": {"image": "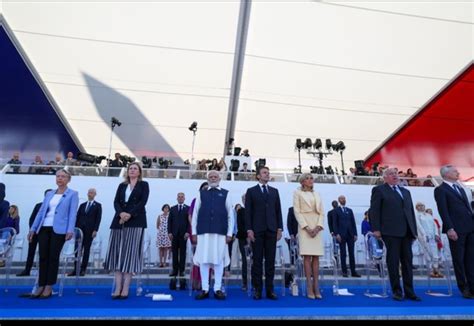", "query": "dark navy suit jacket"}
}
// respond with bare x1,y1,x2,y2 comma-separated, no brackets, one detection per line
245,184,283,233
434,182,474,234
333,206,357,238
